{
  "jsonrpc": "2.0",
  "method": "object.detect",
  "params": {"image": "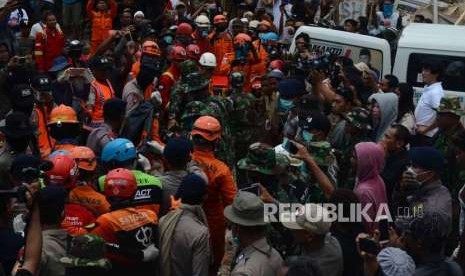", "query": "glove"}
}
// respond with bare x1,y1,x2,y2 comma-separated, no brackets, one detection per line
150,90,162,105
142,244,159,261
146,140,165,155
137,153,151,172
